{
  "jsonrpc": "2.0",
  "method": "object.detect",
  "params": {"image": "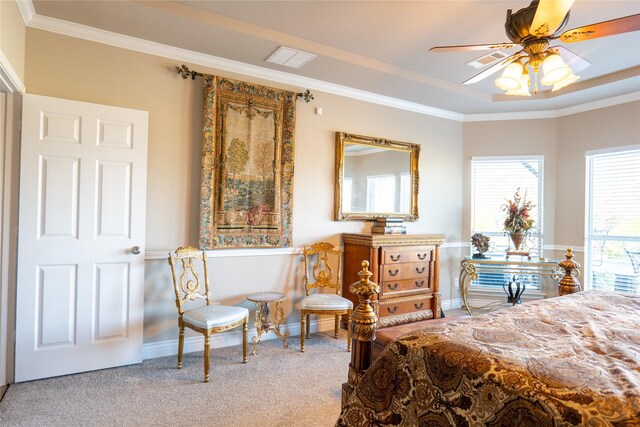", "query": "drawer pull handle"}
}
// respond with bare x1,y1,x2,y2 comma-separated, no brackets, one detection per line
390,254,401,262
387,283,399,291
414,302,425,310
416,267,426,274
415,280,425,287
388,269,399,277
387,306,398,314
417,253,428,260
